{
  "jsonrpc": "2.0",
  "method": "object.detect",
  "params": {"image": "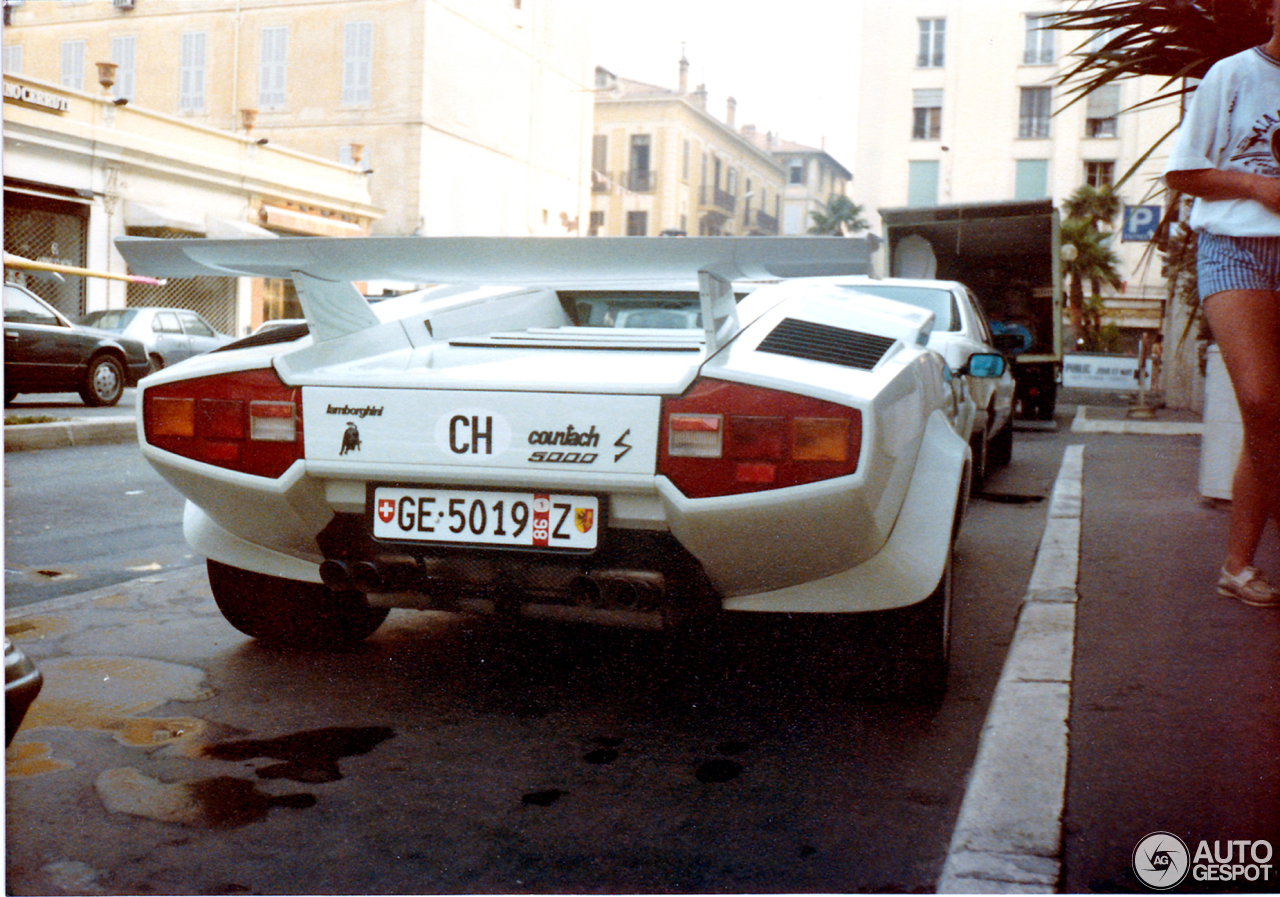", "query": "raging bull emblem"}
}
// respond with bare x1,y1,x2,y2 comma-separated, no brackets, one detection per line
340,422,361,455
575,507,594,533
